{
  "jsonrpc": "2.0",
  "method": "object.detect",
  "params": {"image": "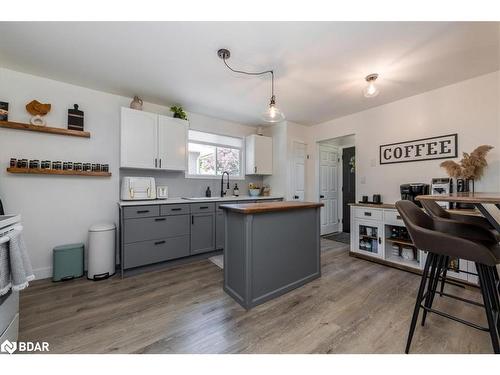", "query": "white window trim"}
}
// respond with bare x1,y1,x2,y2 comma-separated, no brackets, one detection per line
185,131,246,180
